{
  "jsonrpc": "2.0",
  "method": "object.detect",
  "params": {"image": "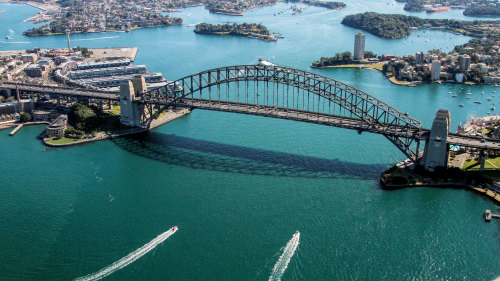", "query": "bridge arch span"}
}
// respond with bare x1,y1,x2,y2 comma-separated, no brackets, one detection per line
139,65,423,158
